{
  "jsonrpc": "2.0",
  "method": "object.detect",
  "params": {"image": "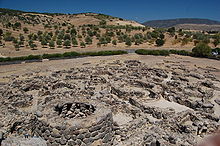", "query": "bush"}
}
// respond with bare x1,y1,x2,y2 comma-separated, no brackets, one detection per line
56,39,62,47
63,40,71,48
82,50,127,56
155,39,165,46
23,27,29,33
80,42,86,48
63,51,80,57
125,38,132,46
41,39,47,47
85,36,92,44
112,40,117,46
135,49,169,56
42,53,63,59
0,50,127,62
169,50,192,56
64,34,71,40
99,20,107,25
49,40,55,49
72,38,78,47
192,43,212,57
